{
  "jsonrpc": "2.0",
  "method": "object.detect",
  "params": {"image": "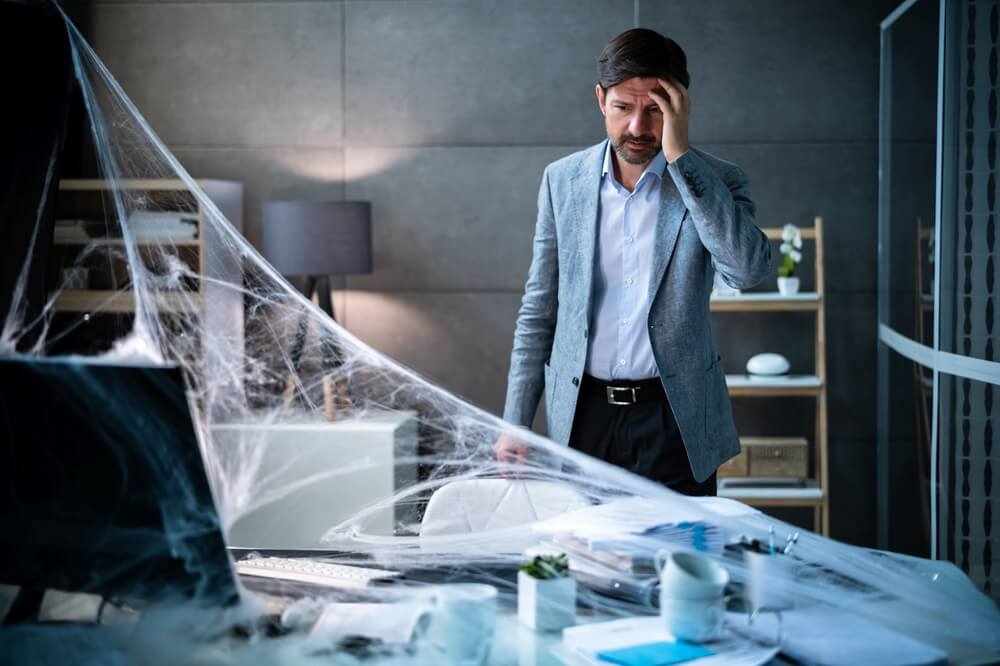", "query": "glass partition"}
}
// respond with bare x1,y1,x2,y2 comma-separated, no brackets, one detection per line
879,0,999,600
